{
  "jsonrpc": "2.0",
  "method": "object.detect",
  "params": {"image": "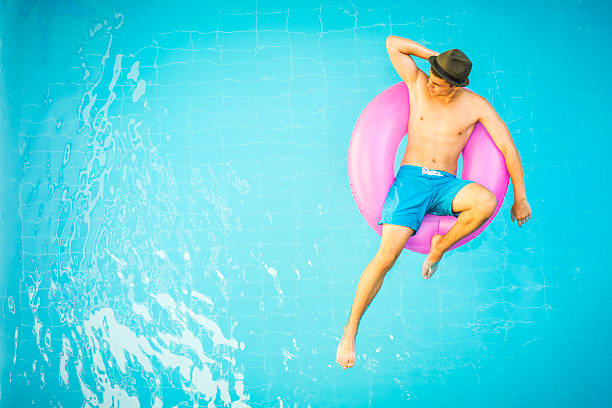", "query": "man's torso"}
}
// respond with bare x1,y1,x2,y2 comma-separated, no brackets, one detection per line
400,71,481,176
